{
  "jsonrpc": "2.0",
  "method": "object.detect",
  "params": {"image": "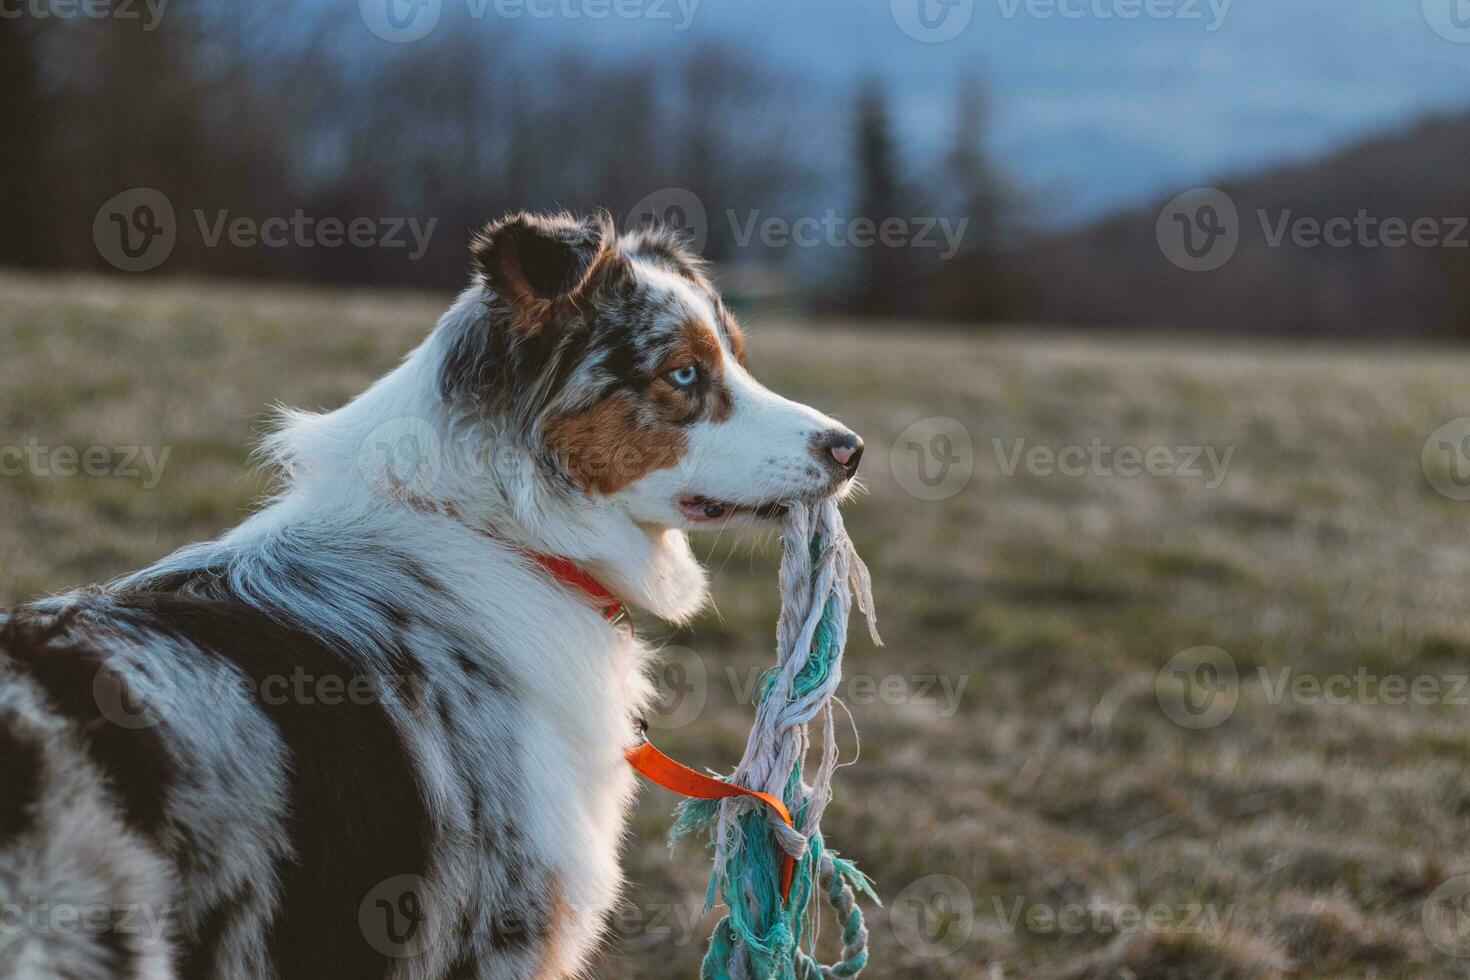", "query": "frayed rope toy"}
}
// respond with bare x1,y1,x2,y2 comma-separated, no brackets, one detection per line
626,499,882,978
